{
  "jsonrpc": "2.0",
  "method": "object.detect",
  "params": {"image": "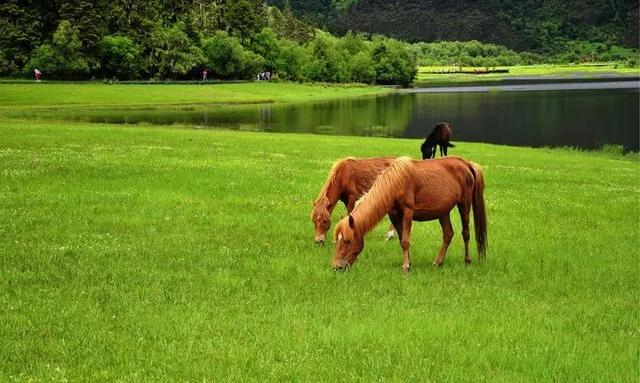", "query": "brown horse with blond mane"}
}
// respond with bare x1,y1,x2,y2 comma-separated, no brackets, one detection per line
311,157,397,244
333,156,487,272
